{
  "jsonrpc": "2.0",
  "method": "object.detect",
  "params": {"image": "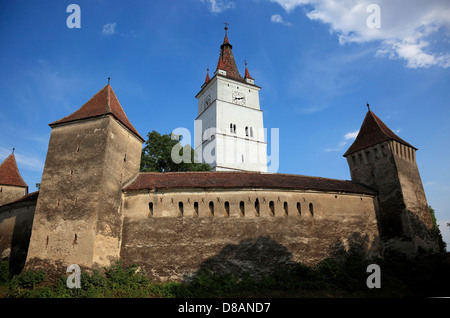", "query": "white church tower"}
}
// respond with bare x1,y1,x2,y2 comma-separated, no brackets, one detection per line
195,25,267,172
